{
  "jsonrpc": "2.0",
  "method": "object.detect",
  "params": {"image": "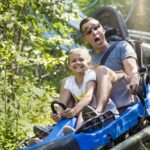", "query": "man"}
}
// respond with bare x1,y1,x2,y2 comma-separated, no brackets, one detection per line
79,17,140,118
